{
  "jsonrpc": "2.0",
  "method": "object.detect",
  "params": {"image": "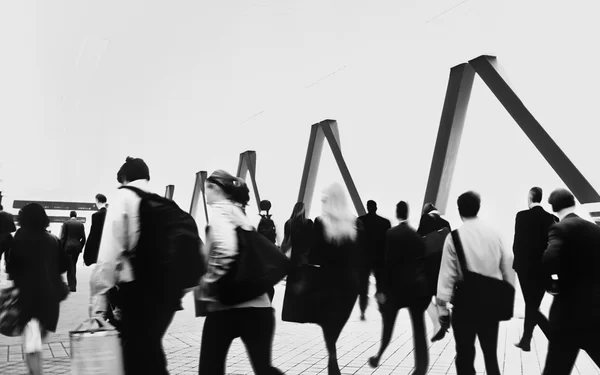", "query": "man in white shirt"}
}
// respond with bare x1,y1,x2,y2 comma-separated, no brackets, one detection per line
437,191,515,375
90,156,175,375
